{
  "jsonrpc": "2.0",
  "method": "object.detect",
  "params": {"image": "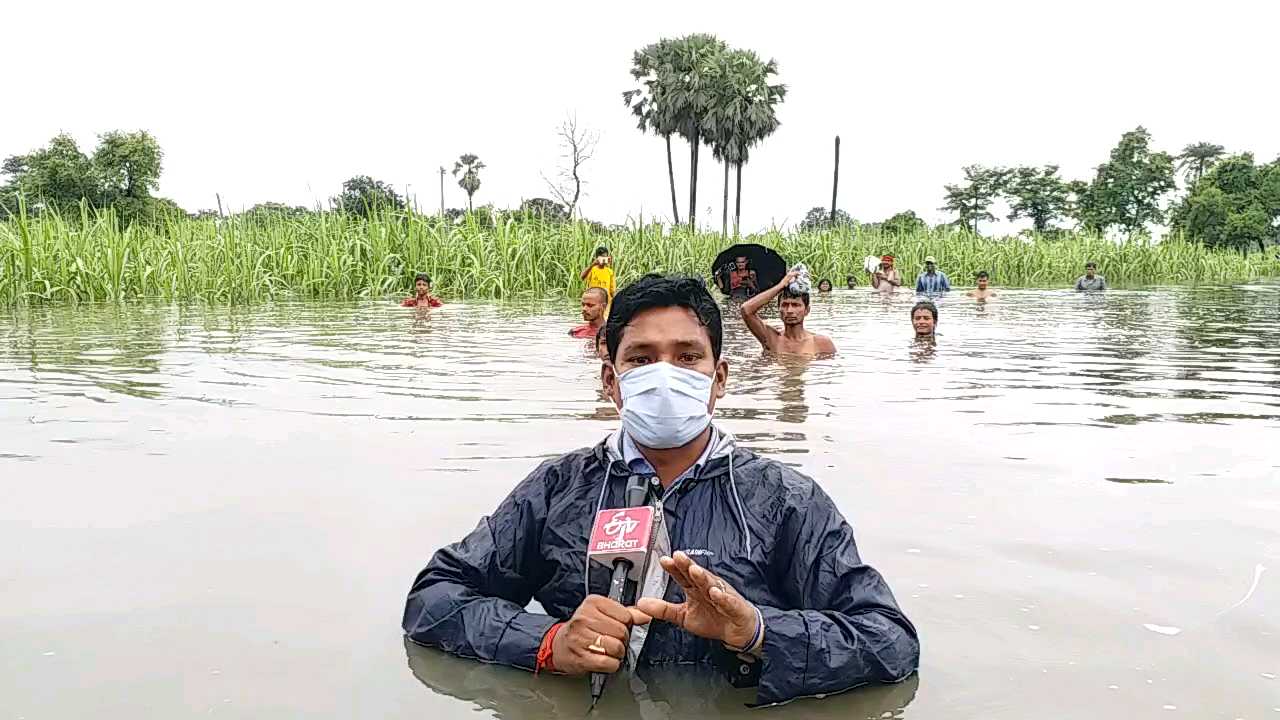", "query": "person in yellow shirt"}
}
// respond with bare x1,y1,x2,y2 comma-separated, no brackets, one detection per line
580,246,616,301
